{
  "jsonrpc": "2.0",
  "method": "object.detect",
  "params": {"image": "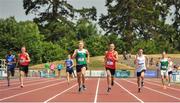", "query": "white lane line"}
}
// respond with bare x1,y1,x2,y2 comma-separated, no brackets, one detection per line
44,83,78,103
145,79,180,90
115,81,144,103
0,77,43,83
1,78,47,86
124,79,180,101
0,78,61,92
94,78,100,103
0,79,68,101
145,80,180,92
